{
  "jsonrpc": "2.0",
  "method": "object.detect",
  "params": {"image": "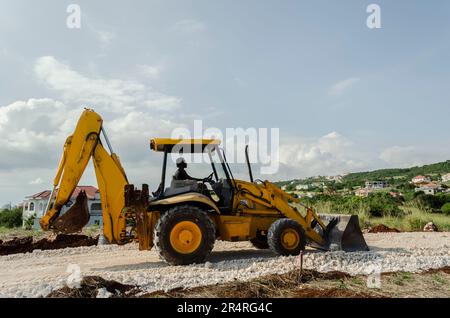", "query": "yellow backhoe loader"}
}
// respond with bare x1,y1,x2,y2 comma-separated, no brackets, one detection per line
40,109,368,265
